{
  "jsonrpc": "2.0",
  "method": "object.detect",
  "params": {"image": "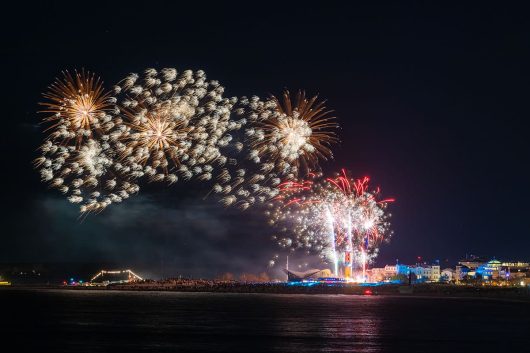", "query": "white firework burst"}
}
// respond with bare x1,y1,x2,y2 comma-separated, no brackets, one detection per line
211,91,338,209
111,68,239,184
